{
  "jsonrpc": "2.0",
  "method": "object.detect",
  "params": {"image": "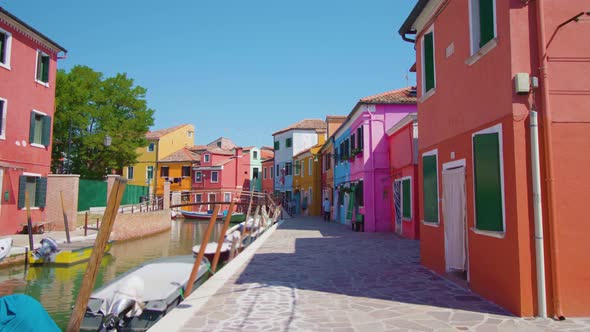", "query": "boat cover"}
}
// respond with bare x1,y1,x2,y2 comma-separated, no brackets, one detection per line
0,294,60,332
192,242,231,255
